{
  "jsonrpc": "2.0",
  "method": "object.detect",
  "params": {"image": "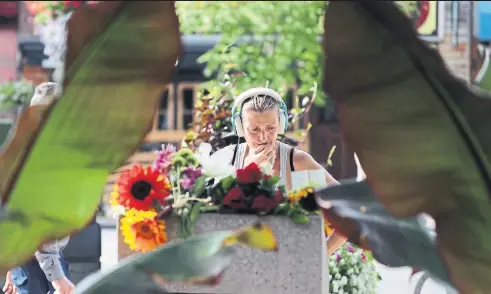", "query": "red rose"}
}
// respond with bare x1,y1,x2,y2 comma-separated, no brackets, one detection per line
223,187,245,209
236,162,263,184
274,190,284,203
252,191,283,213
